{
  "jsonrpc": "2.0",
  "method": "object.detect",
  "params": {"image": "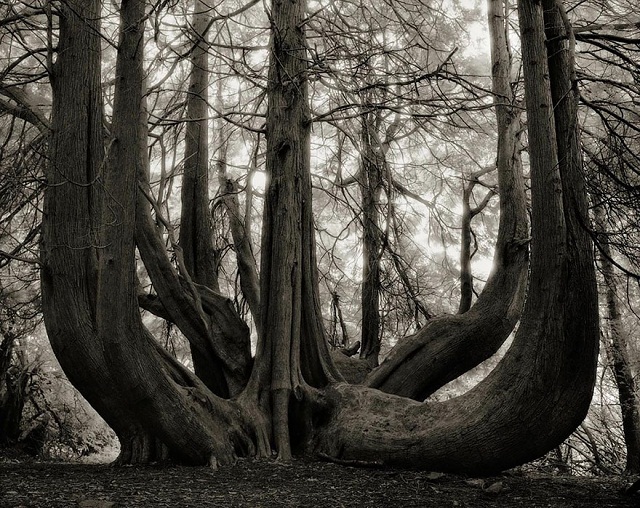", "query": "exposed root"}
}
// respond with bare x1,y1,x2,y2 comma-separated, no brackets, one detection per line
316,452,384,468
